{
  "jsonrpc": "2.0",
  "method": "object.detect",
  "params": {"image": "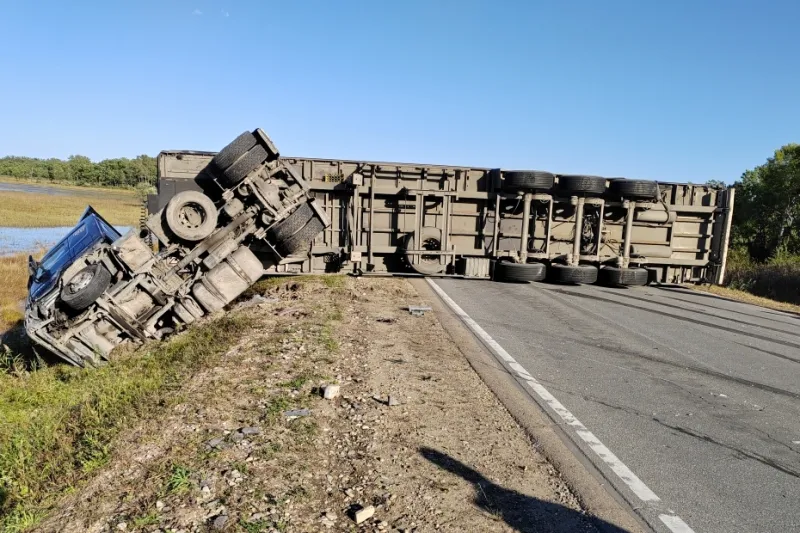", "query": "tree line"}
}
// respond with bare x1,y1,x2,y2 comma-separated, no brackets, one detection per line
730,143,800,263
0,154,157,188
